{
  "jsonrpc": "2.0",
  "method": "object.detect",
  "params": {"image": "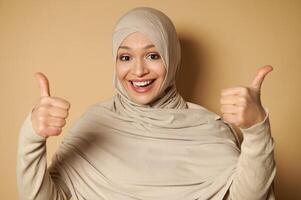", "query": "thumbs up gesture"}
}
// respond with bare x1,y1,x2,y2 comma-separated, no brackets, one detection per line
31,72,70,138
220,65,273,129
